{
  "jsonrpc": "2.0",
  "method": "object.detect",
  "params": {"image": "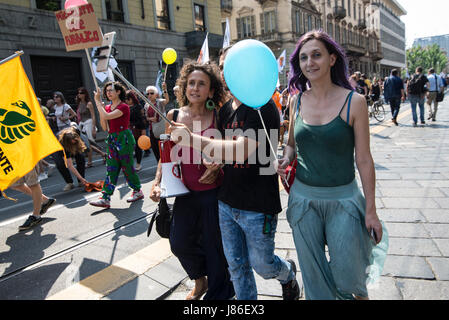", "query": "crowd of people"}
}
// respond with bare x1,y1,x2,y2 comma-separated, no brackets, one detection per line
348,68,447,126
5,28,448,301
